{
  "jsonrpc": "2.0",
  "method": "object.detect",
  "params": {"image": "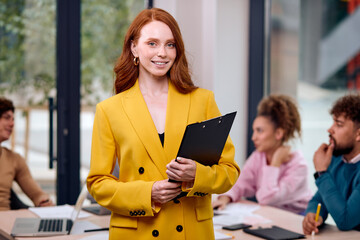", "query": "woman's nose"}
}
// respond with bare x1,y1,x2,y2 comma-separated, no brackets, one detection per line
157,46,166,57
